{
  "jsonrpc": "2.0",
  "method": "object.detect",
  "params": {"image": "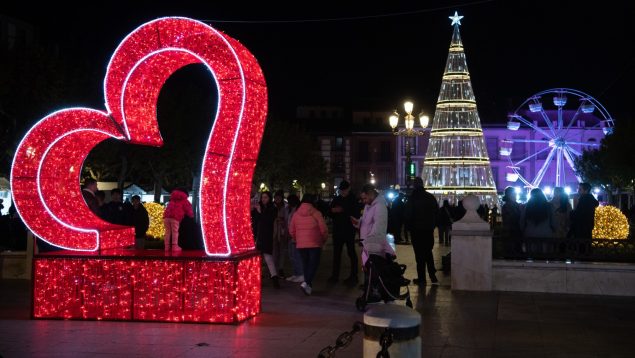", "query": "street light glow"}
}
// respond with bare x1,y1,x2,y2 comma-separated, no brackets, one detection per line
389,112,399,129
389,100,428,190
419,113,430,128
564,186,572,195
404,101,414,115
